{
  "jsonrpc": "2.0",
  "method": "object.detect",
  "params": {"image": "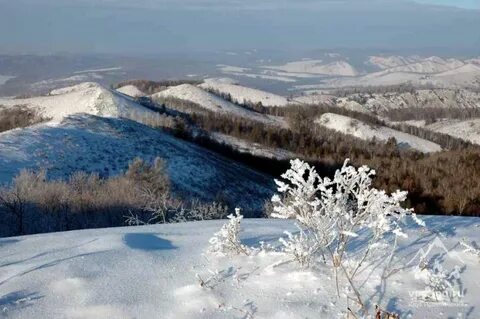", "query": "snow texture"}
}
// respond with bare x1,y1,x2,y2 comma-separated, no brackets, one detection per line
0,215,478,318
